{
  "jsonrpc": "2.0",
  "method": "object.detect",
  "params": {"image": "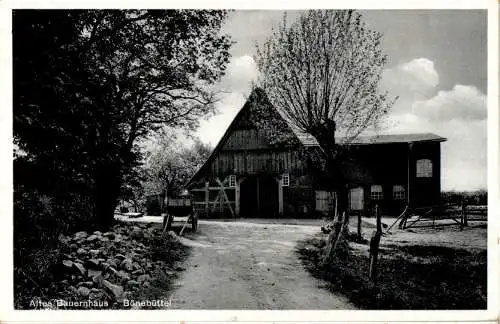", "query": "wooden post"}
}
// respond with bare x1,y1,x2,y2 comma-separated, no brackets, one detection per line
461,198,468,227
204,181,209,216
357,211,362,241
235,179,241,217
369,204,382,284
407,143,412,207
256,177,260,215
278,177,283,217
215,178,235,218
